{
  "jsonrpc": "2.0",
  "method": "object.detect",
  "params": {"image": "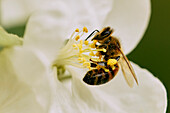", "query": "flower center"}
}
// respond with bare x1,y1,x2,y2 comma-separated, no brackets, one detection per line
53,27,117,80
